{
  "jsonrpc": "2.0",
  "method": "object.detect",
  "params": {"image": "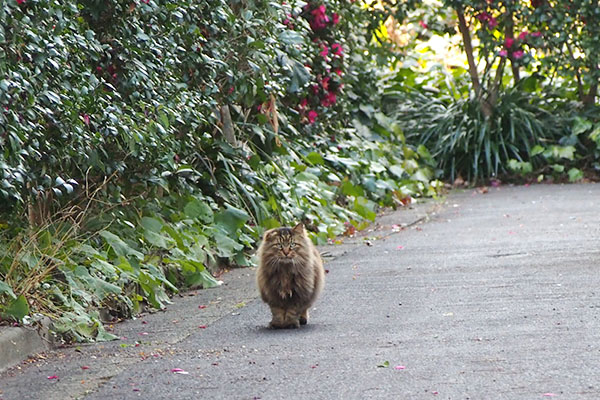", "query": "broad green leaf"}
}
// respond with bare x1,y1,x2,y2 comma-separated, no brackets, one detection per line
185,269,220,289
567,168,584,182
572,117,593,135
531,145,544,156
306,152,324,165
214,205,250,234
184,199,214,223
341,180,364,197
2,295,29,321
100,231,143,260
0,281,16,299
141,217,163,233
